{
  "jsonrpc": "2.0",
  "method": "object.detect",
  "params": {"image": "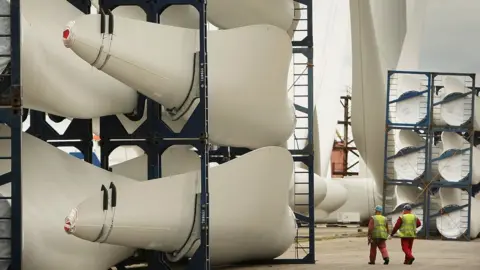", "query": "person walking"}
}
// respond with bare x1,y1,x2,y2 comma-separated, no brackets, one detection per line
390,204,422,265
367,205,390,265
